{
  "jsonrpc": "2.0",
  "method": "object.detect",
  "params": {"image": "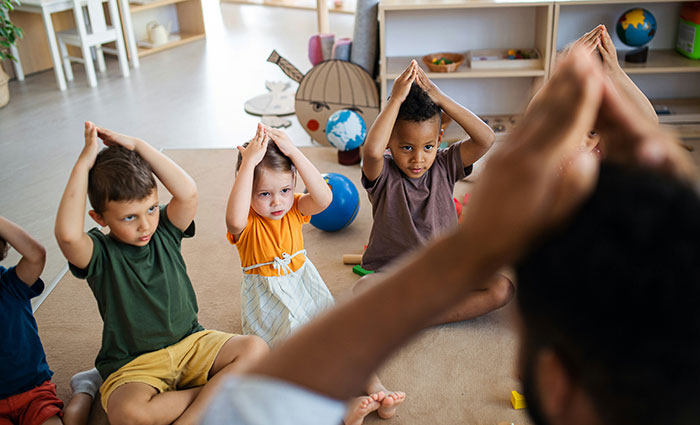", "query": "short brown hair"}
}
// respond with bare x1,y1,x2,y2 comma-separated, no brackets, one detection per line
88,146,156,214
236,142,295,180
0,237,8,261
